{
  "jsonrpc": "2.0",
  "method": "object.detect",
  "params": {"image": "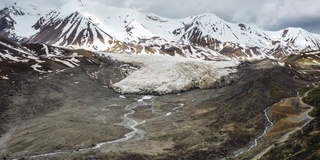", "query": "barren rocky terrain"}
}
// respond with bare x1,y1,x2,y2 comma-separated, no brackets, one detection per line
1,1,320,159
0,55,318,160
